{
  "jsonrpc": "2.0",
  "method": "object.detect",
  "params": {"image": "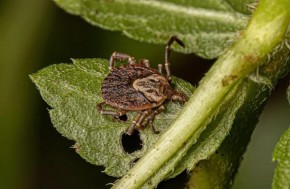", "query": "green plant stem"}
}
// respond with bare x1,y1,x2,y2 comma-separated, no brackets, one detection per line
112,0,290,188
